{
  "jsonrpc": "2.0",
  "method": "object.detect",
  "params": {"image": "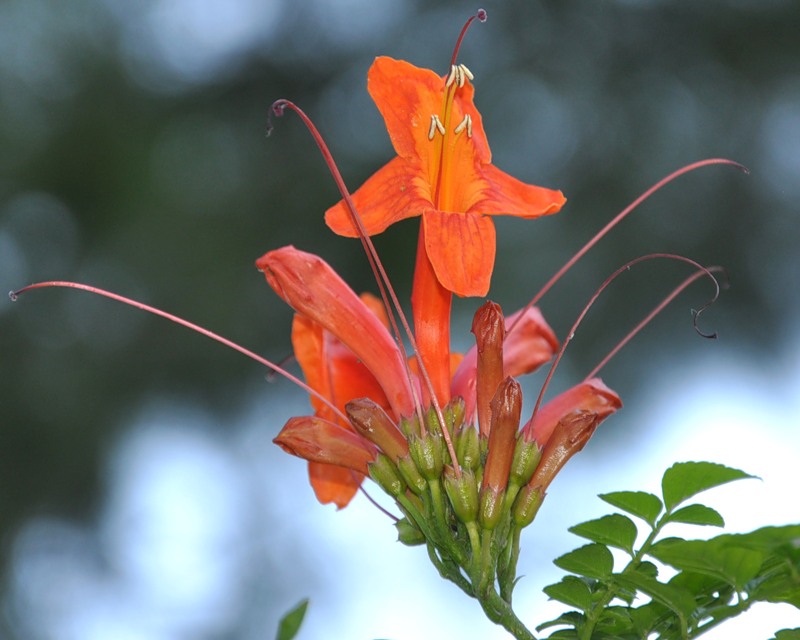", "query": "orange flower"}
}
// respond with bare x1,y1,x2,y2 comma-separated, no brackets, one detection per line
258,246,415,507
325,56,566,298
